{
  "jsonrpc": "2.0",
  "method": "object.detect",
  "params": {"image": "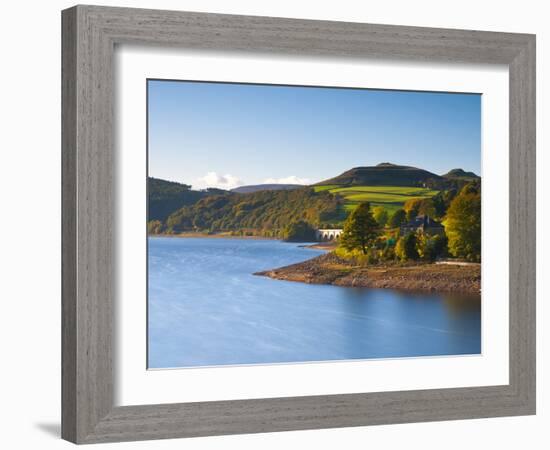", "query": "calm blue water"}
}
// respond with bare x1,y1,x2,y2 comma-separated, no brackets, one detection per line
148,237,481,368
